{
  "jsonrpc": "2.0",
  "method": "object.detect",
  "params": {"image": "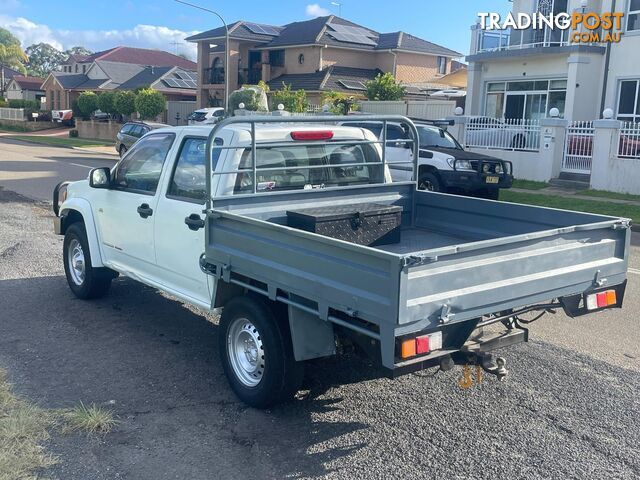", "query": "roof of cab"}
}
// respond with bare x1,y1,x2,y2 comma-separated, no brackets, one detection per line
153,122,370,141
